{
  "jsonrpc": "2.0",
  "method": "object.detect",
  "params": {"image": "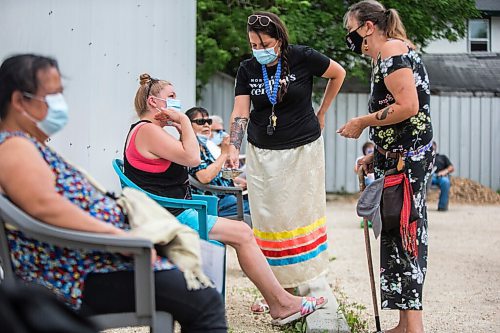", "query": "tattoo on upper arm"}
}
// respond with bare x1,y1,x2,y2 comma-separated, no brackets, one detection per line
376,106,394,121
230,117,248,150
